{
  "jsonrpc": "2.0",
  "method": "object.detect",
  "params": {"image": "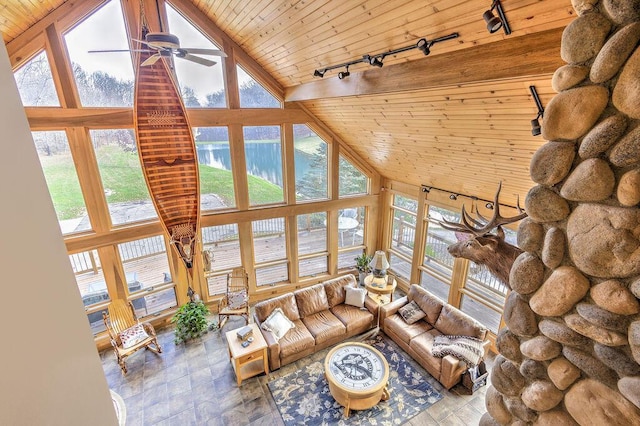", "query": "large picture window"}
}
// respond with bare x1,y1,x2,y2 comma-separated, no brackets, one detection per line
202,224,242,297
244,126,284,206
294,125,328,202
297,213,328,278
194,127,236,210
388,195,417,281
253,218,288,286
